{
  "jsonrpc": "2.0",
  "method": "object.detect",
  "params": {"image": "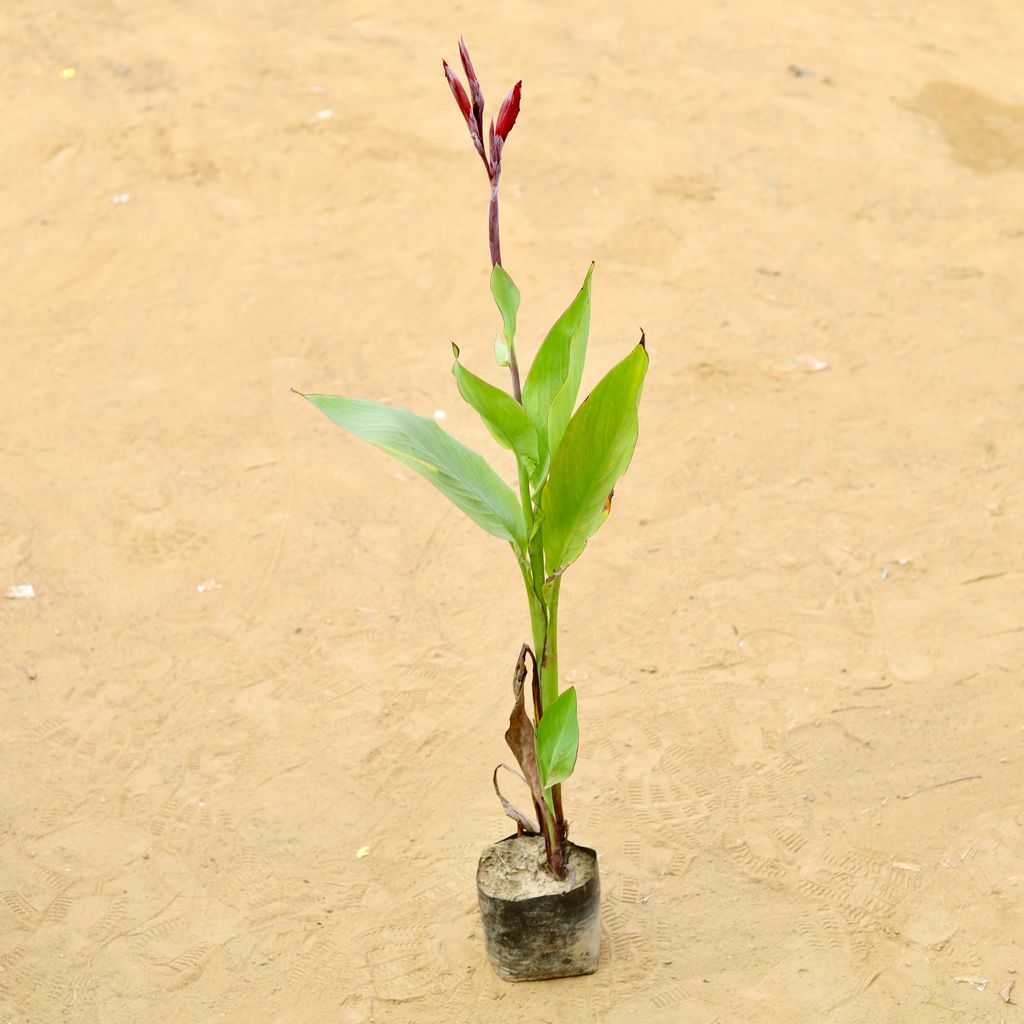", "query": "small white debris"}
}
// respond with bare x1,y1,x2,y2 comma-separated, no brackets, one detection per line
954,976,989,992
881,567,890,580
112,192,131,204
790,354,829,373
5,584,35,599
196,580,222,593
60,67,77,79
433,409,447,421
892,861,920,873
356,845,371,859
314,109,334,121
